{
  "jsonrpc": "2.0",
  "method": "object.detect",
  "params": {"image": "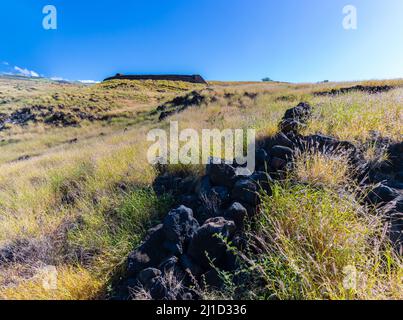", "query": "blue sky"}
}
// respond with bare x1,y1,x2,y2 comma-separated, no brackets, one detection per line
1,0,402,82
